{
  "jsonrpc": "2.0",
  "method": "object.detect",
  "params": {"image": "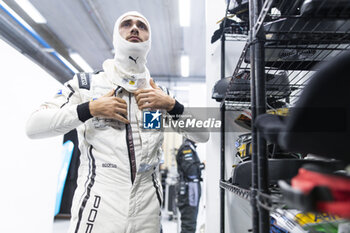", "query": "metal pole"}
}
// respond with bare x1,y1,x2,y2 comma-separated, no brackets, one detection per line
220,102,226,233
0,10,74,83
248,0,259,232
220,33,226,233
221,35,226,80
220,2,231,230
253,0,269,232
255,40,269,233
